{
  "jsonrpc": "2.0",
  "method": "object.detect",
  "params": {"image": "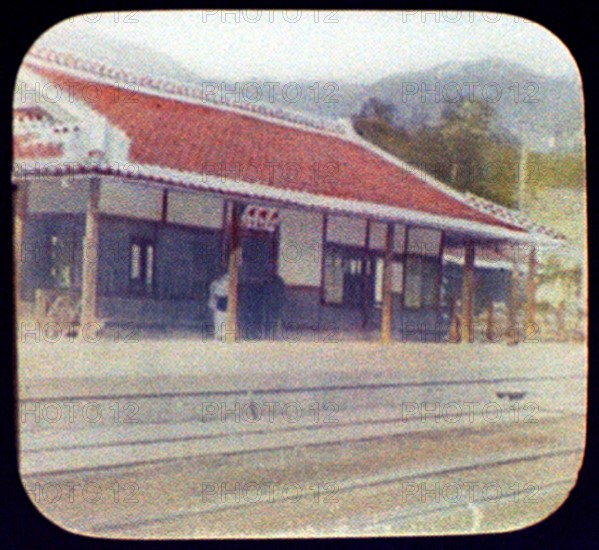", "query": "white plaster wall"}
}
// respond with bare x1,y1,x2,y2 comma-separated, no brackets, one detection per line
27,177,89,213
167,189,224,229
407,227,442,256
369,221,387,251
326,215,366,247
393,224,406,254
278,208,323,286
99,180,162,220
